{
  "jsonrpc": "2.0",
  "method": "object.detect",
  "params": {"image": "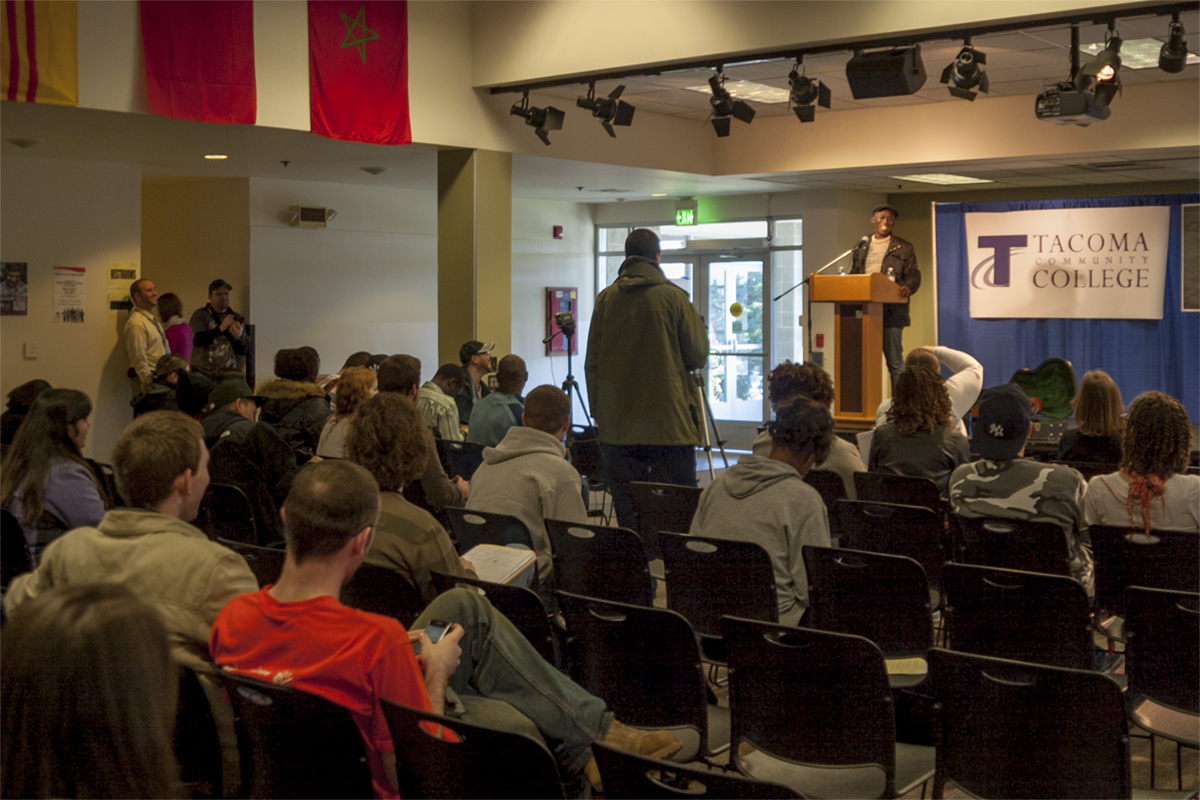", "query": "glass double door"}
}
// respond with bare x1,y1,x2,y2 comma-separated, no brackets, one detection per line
662,252,769,452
